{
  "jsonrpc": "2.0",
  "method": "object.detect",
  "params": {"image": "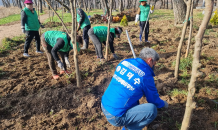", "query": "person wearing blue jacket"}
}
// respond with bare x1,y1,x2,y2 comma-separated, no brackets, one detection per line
101,48,168,130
